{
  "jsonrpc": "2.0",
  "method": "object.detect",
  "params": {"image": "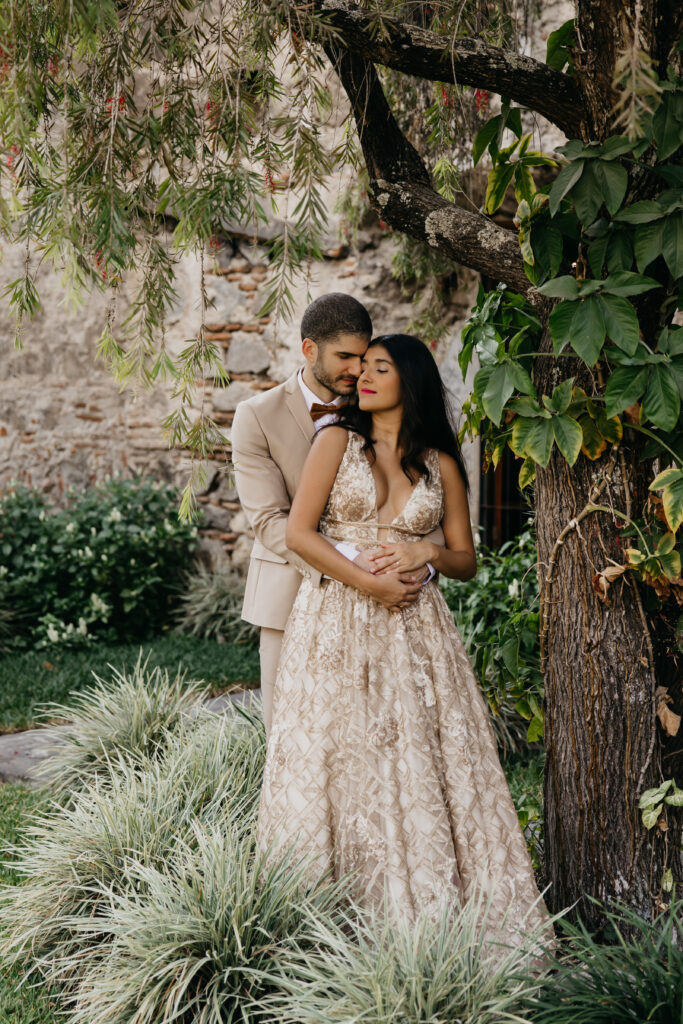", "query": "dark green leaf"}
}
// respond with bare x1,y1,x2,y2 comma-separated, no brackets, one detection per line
506,107,523,139
601,271,661,297
548,300,578,355
613,200,665,225
472,116,502,167
537,275,579,299
605,365,649,417
599,136,635,160
606,230,634,273
482,364,515,426
587,233,609,278
594,160,628,215
548,377,574,414
545,18,575,72
598,294,640,355
549,160,584,217
643,364,681,432
662,212,683,279
505,360,536,396
571,162,602,225
634,219,665,272
569,296,606,366
653,92,683,161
